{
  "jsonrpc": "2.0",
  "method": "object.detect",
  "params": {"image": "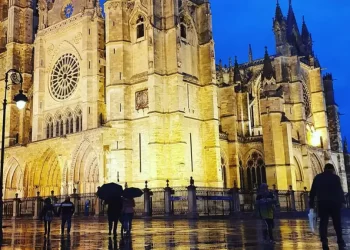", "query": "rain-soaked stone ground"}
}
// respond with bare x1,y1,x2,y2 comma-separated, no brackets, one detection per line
1,217,350,249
